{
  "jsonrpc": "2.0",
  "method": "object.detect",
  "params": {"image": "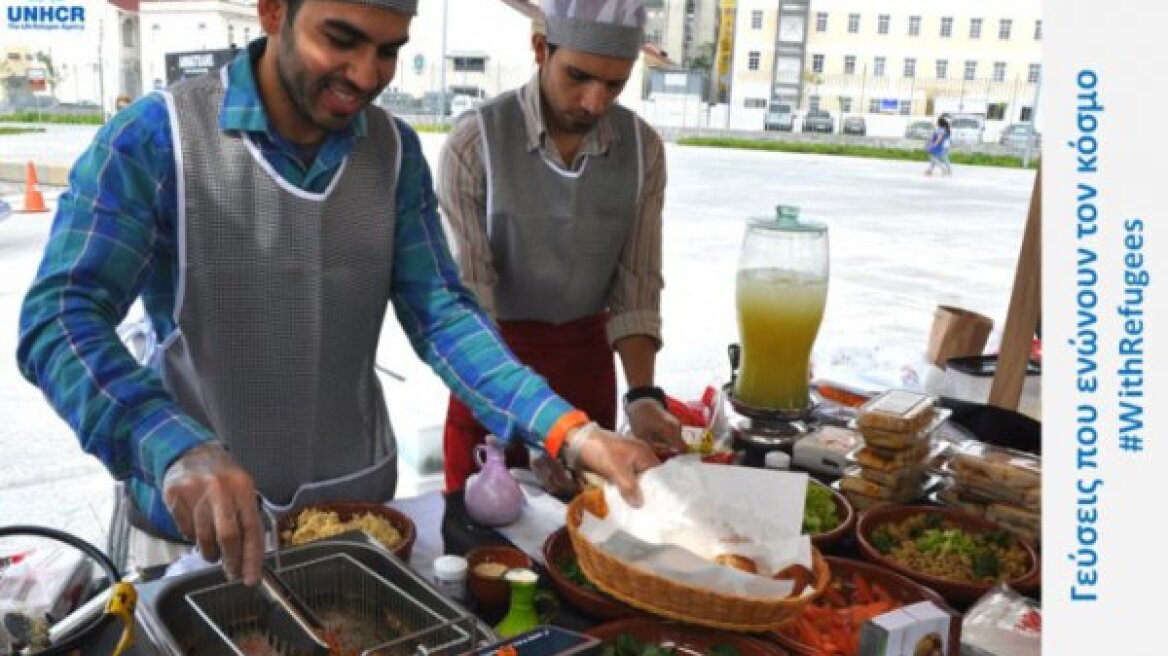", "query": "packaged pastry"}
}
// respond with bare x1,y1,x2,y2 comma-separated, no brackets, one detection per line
859,425,934,450
856,390,937,433
951,470,1042,511
986,503,1041,545
839,469,920,502
839,486,892,512
858,465,925,489
854,442,932,472
950,442,1041,490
